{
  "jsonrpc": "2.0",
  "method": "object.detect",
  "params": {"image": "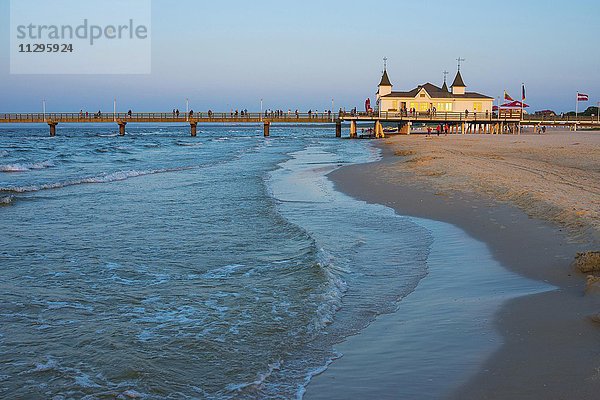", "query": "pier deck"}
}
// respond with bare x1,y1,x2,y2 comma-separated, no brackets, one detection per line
0,111,598,137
